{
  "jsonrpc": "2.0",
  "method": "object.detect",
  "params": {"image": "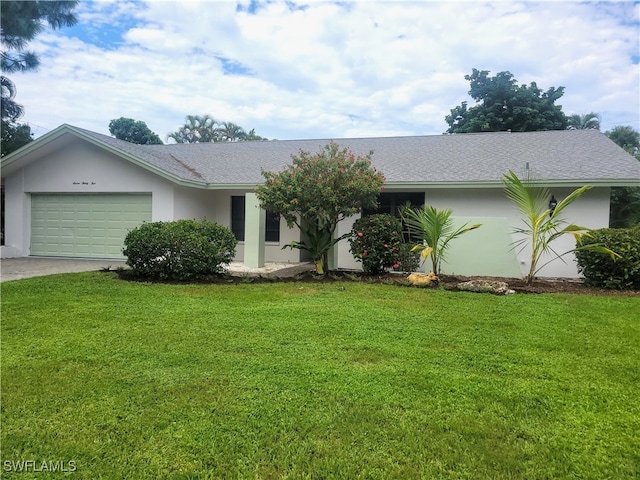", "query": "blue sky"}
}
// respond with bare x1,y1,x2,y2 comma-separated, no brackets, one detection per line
13,0,640,141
